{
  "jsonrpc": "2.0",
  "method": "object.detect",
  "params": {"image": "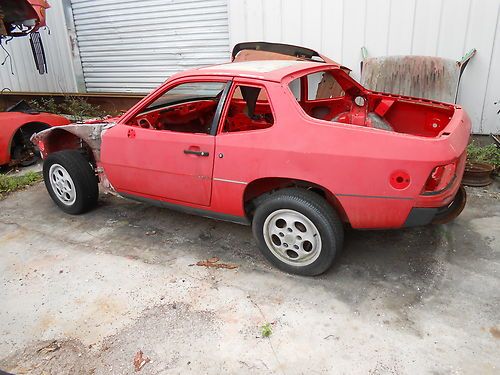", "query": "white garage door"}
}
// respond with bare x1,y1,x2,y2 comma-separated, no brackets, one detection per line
70,0,230,93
